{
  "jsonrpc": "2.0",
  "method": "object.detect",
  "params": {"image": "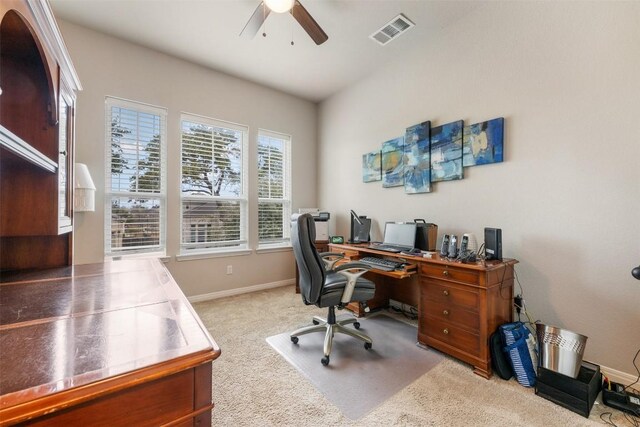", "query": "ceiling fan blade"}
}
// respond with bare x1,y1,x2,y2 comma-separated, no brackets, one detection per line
291,0,328,45
240,2,271,38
